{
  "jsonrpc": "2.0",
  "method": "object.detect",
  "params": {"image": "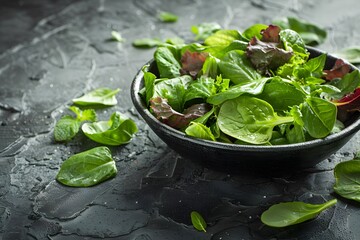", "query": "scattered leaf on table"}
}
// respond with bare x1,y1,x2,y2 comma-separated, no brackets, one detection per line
190,211,207,232
334,159,360,202
72,88,120,106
